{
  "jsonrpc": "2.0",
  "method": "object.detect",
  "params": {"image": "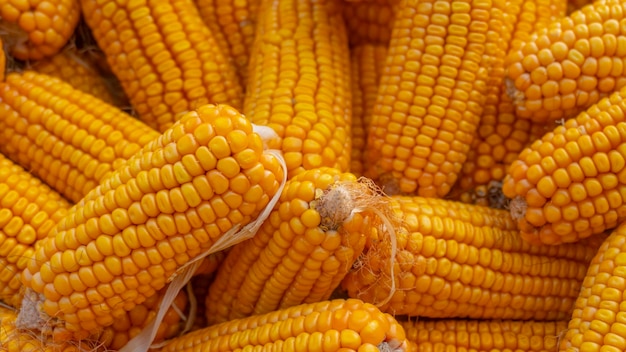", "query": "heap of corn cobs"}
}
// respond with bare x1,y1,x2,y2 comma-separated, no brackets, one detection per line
0,0,624,350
